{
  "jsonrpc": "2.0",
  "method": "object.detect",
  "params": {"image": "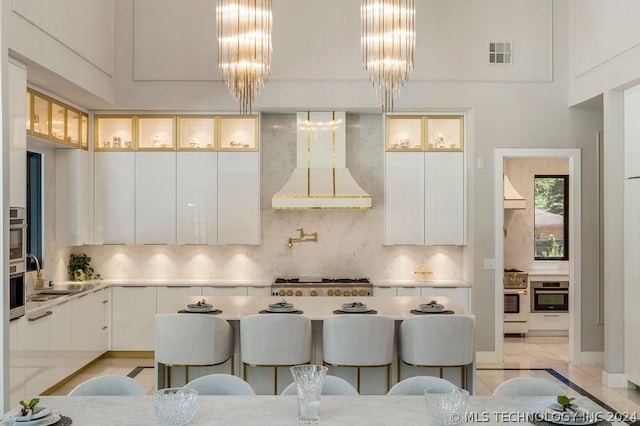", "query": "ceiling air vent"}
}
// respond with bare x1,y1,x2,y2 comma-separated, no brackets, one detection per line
489,42,512,65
